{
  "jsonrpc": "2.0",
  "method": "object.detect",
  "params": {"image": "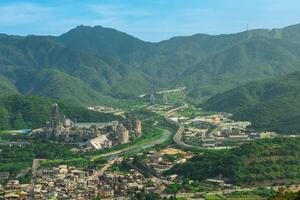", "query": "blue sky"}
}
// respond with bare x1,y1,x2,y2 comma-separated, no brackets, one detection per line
0,0,300,42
